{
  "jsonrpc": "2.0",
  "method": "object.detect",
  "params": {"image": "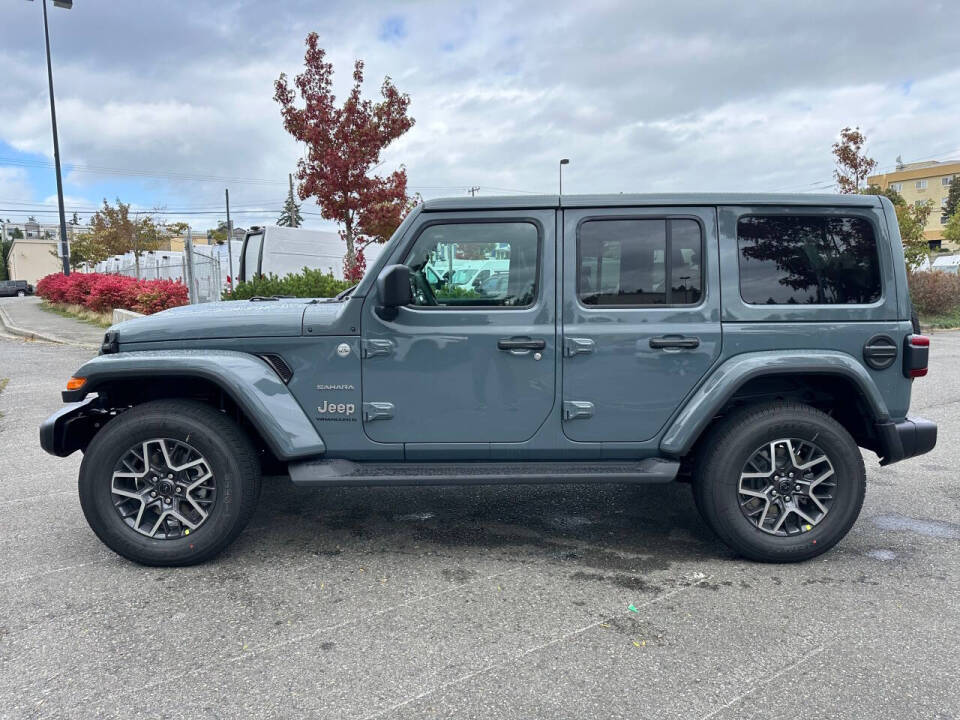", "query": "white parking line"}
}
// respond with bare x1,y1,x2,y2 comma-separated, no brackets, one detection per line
696,643,828,720
361,575,711,720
